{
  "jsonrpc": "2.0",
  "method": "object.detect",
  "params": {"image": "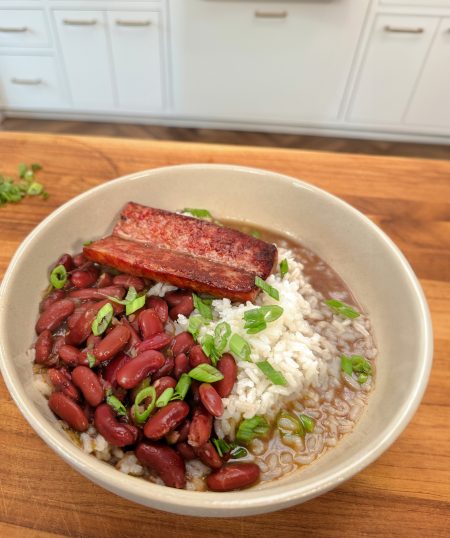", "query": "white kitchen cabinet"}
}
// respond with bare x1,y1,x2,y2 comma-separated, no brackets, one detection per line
0,55,66,108
169,0,370,123
348,15,439,124
0,10,50,48
107,11,163,111
405,18,450,128
53,10,115,109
